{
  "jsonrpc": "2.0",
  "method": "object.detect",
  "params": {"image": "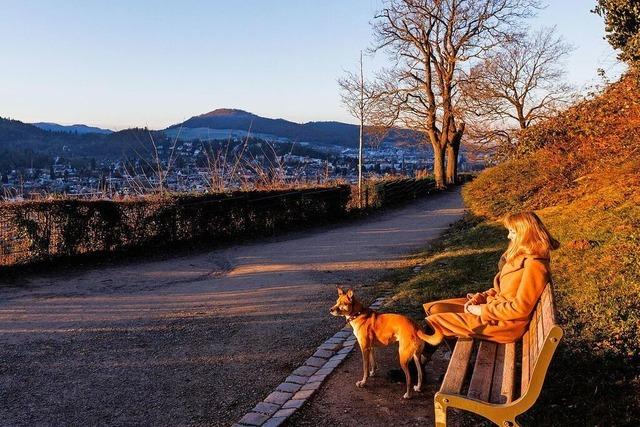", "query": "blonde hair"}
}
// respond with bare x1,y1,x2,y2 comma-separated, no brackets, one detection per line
503,212,560,262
